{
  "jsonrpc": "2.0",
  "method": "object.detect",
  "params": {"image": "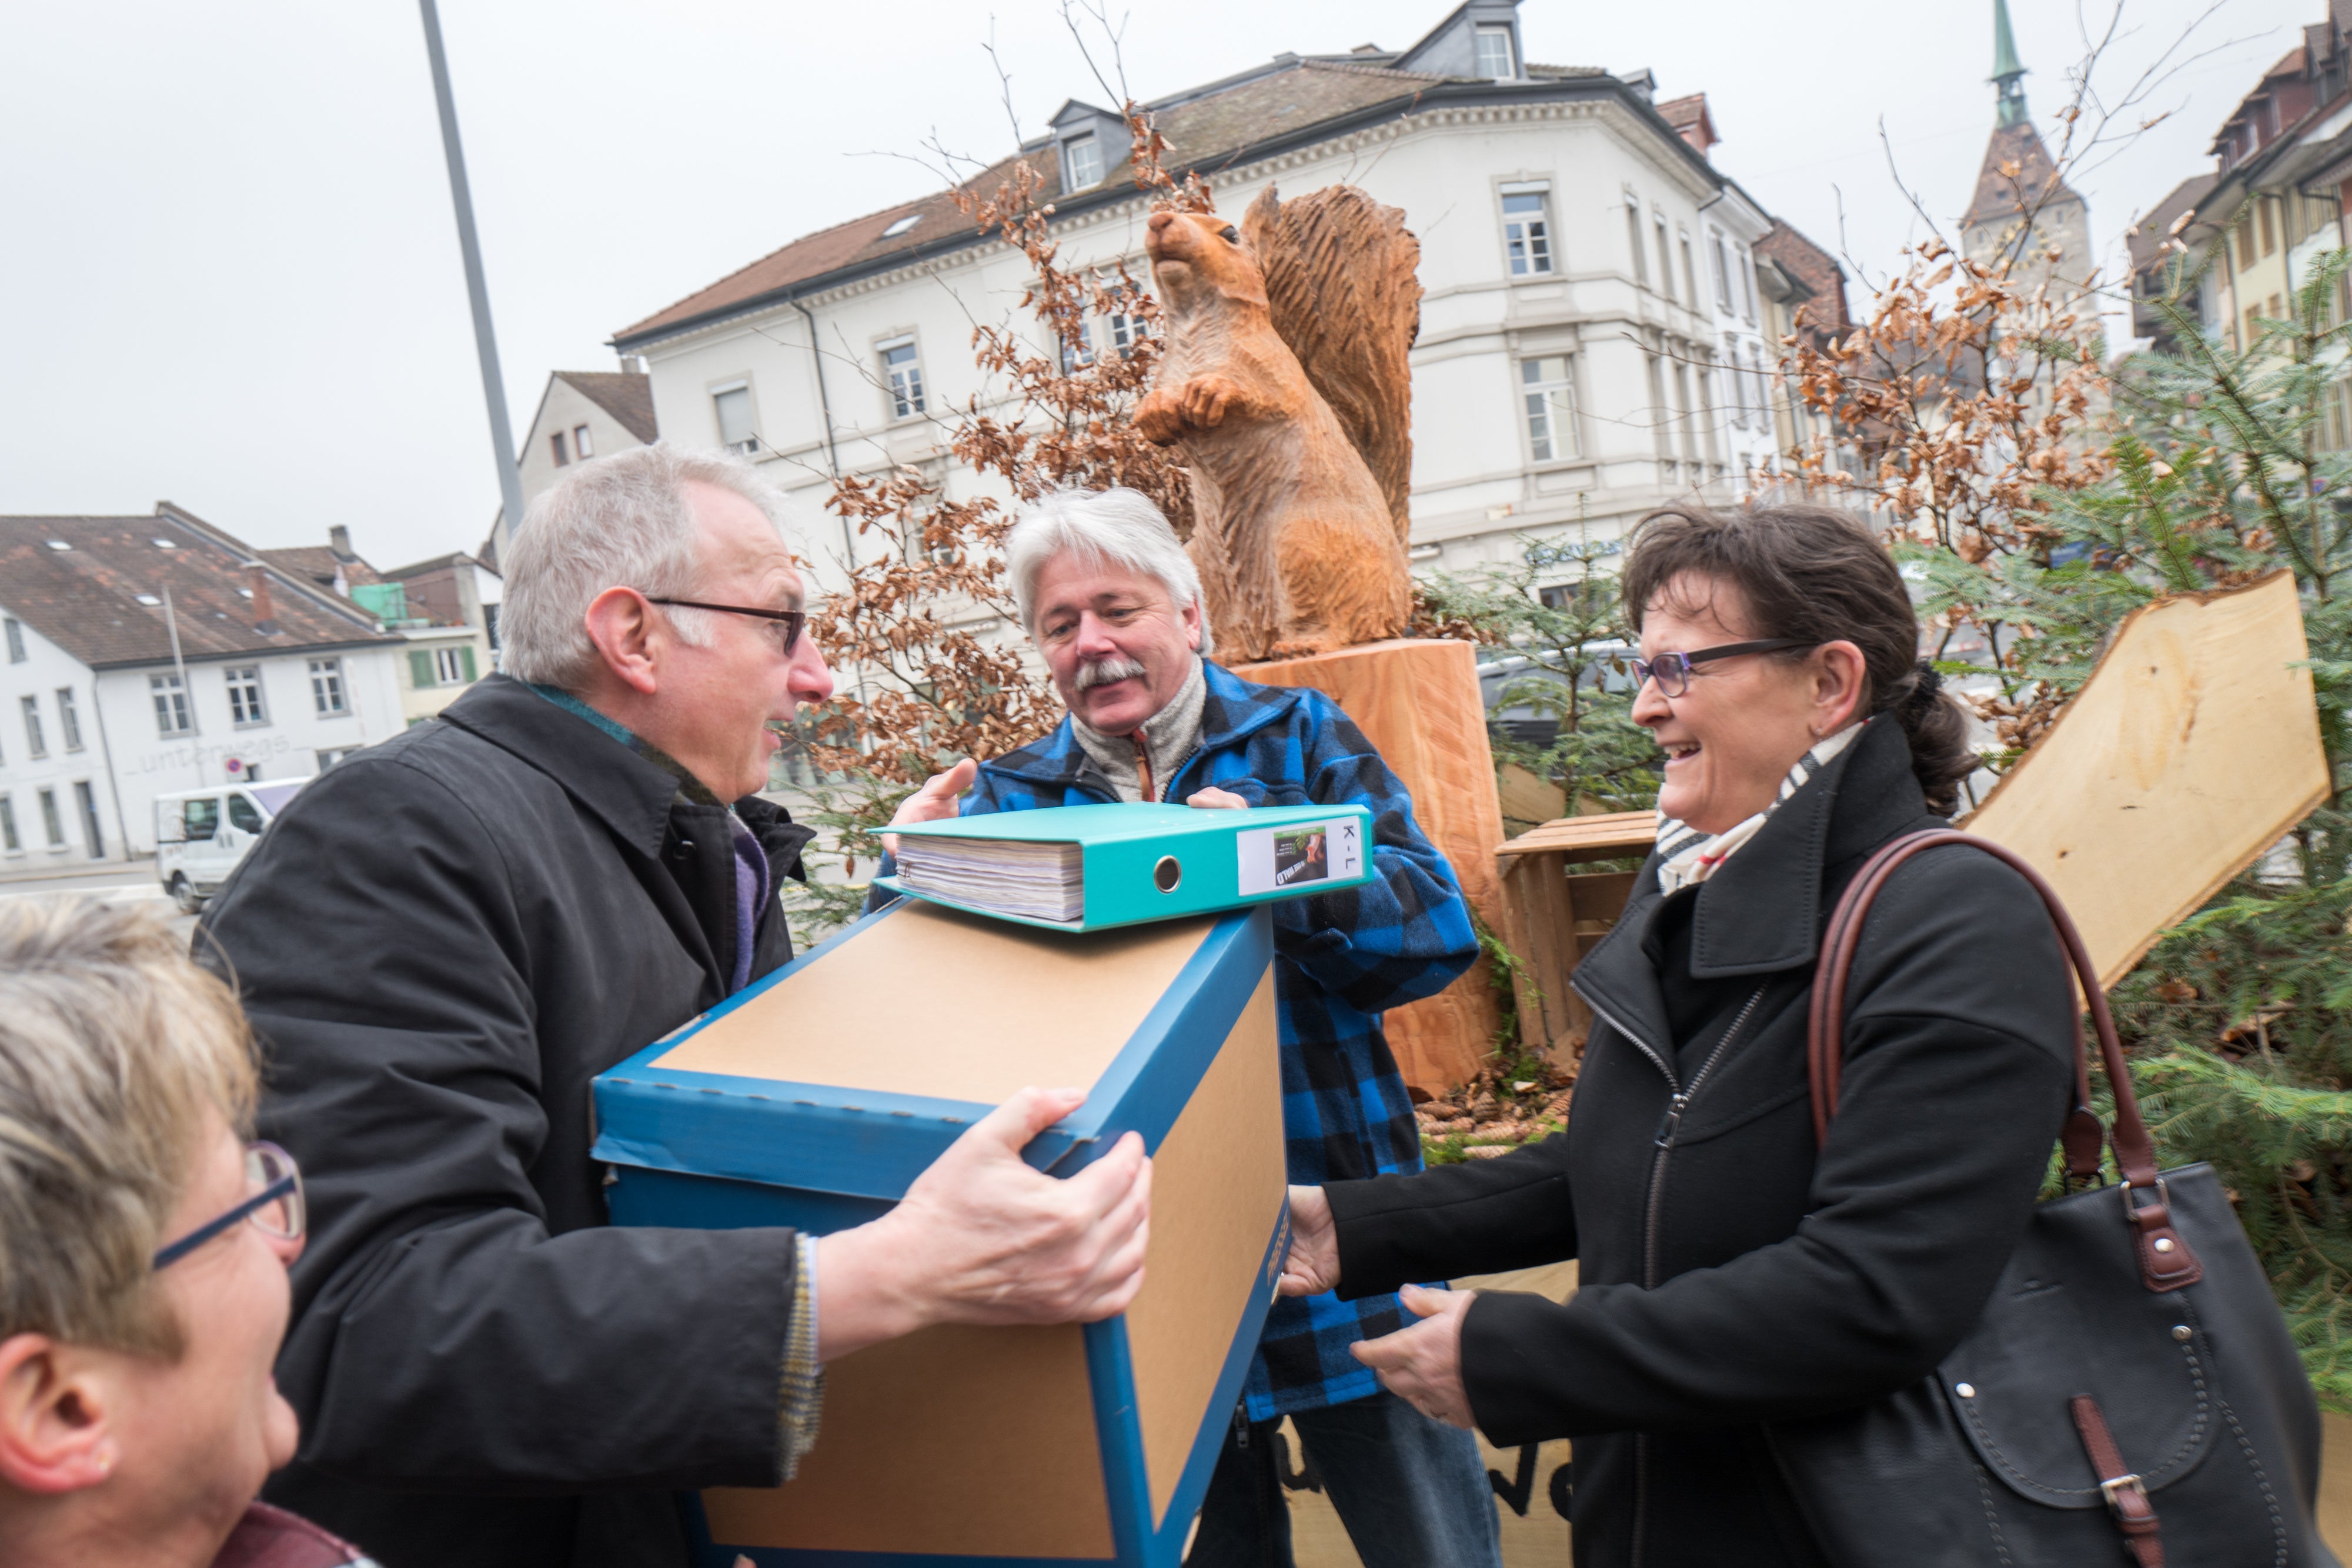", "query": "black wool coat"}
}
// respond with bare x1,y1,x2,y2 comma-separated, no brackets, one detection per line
197,675,816,1568
1327,716,2079,1567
